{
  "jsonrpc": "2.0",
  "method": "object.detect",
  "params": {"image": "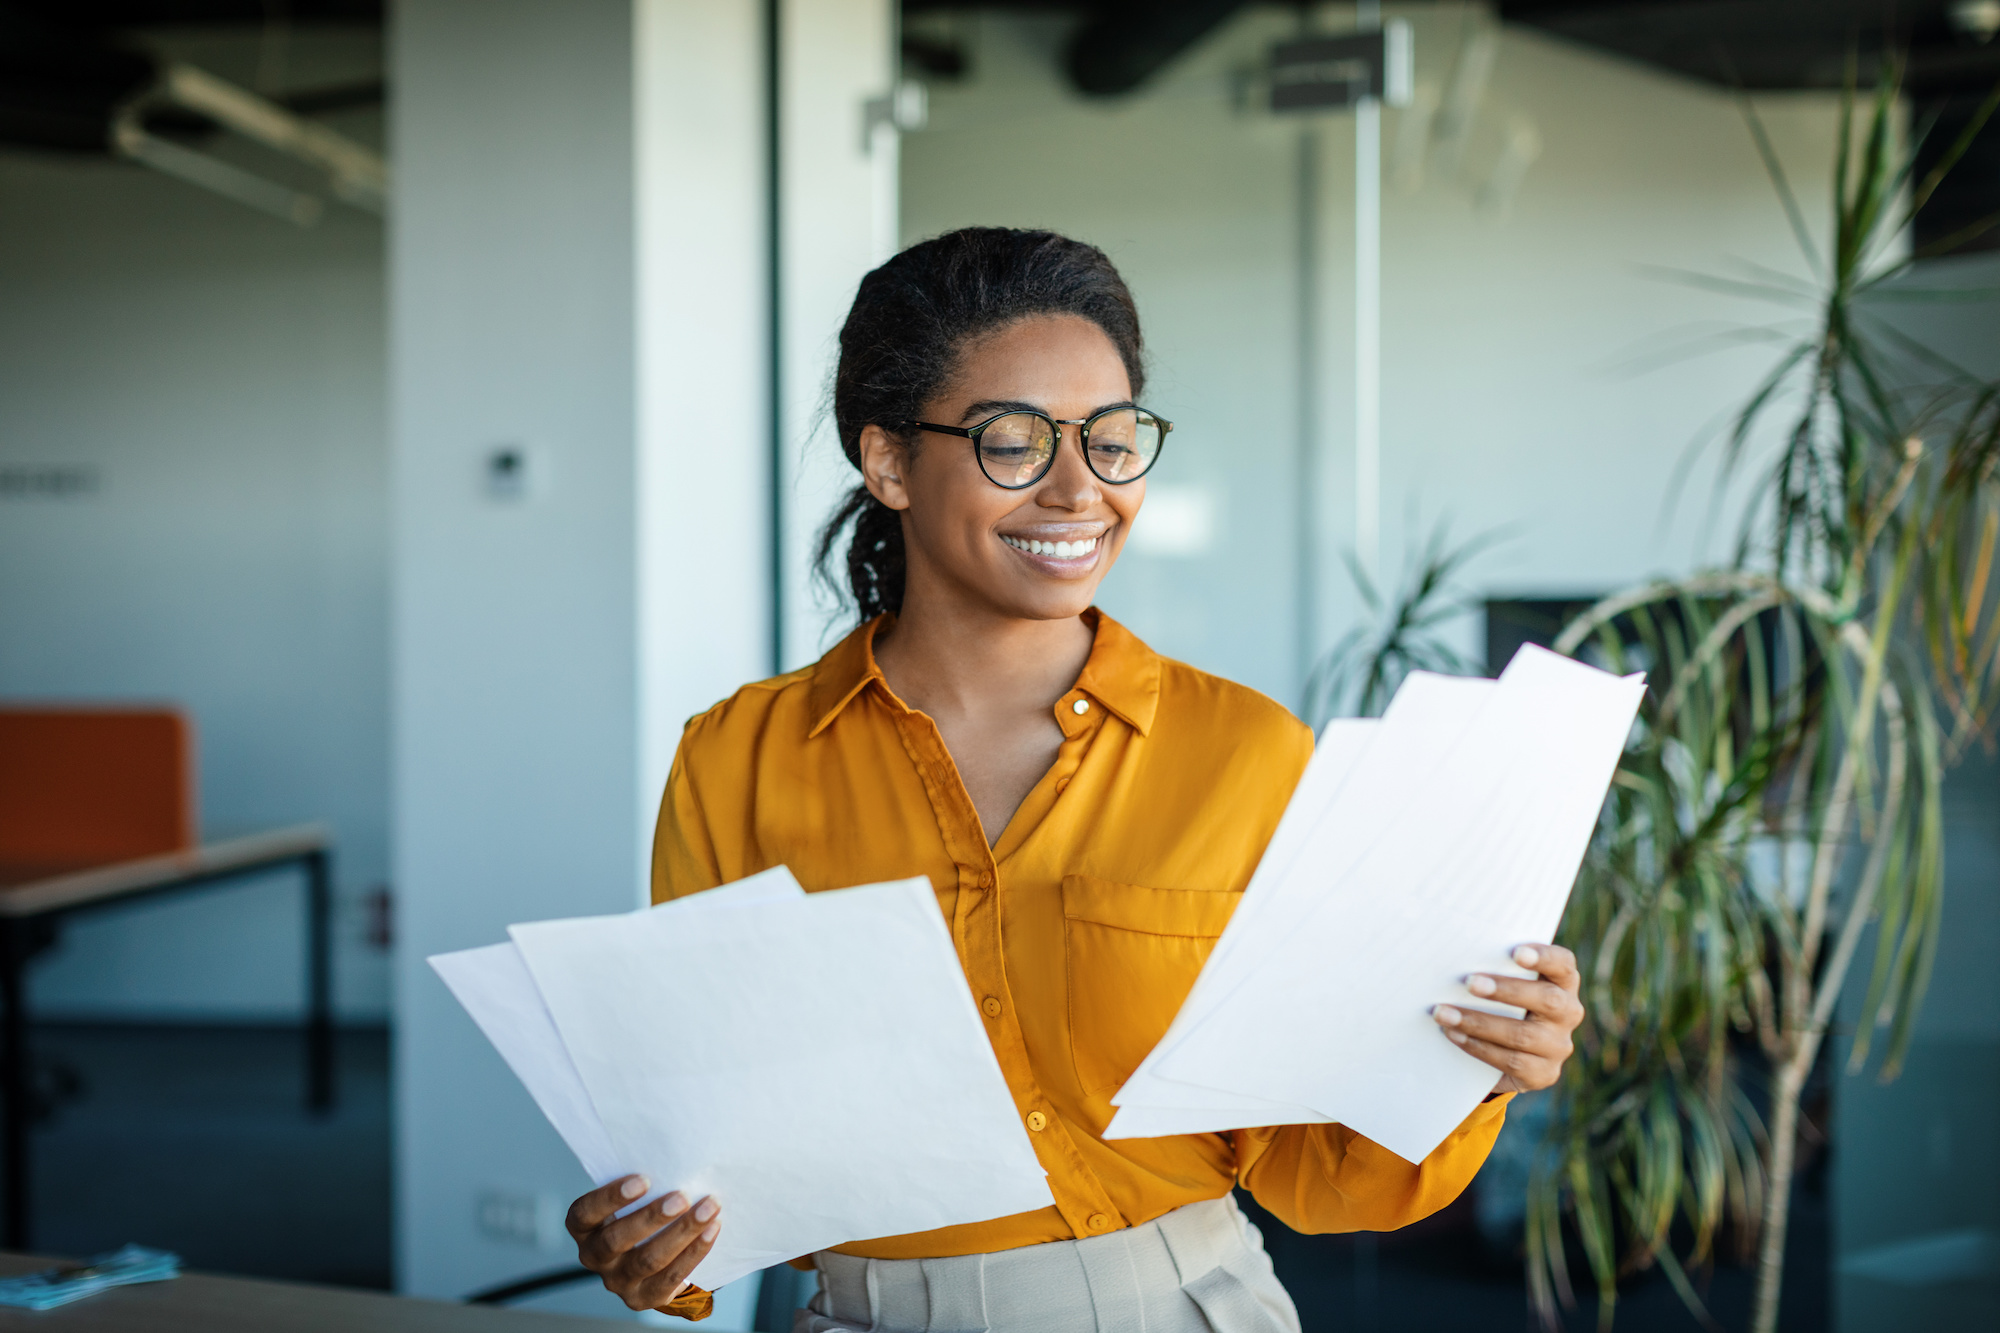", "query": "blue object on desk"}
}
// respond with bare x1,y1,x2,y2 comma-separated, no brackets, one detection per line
0,1244,181,1309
